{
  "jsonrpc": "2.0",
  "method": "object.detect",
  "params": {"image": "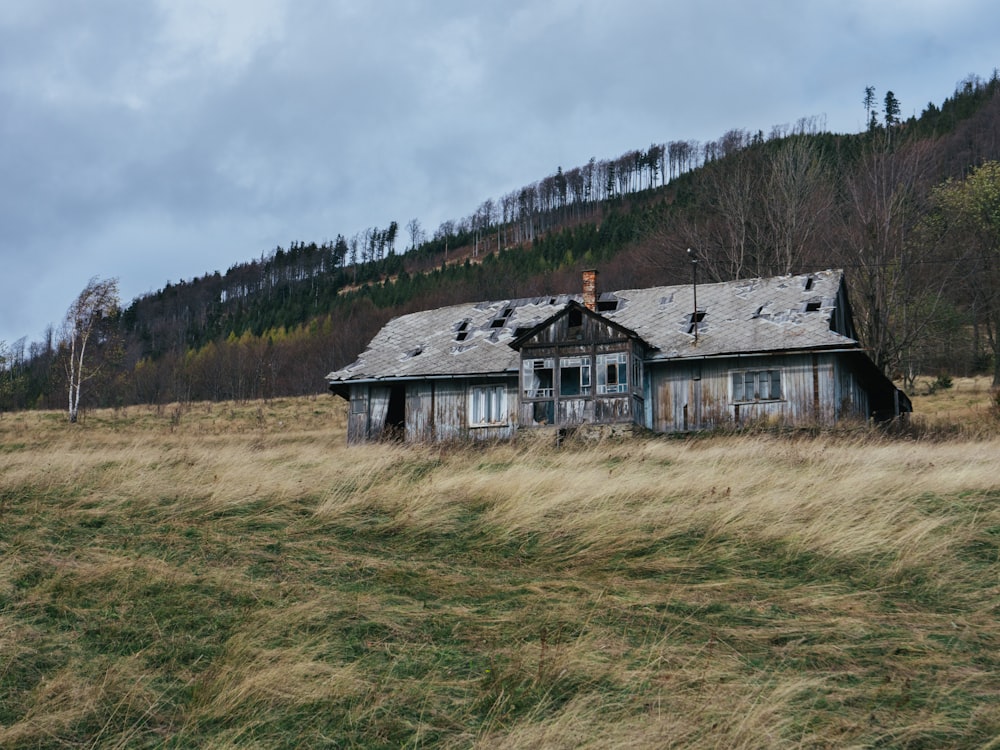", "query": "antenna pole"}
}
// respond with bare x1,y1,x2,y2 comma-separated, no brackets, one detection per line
687,248,698,343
